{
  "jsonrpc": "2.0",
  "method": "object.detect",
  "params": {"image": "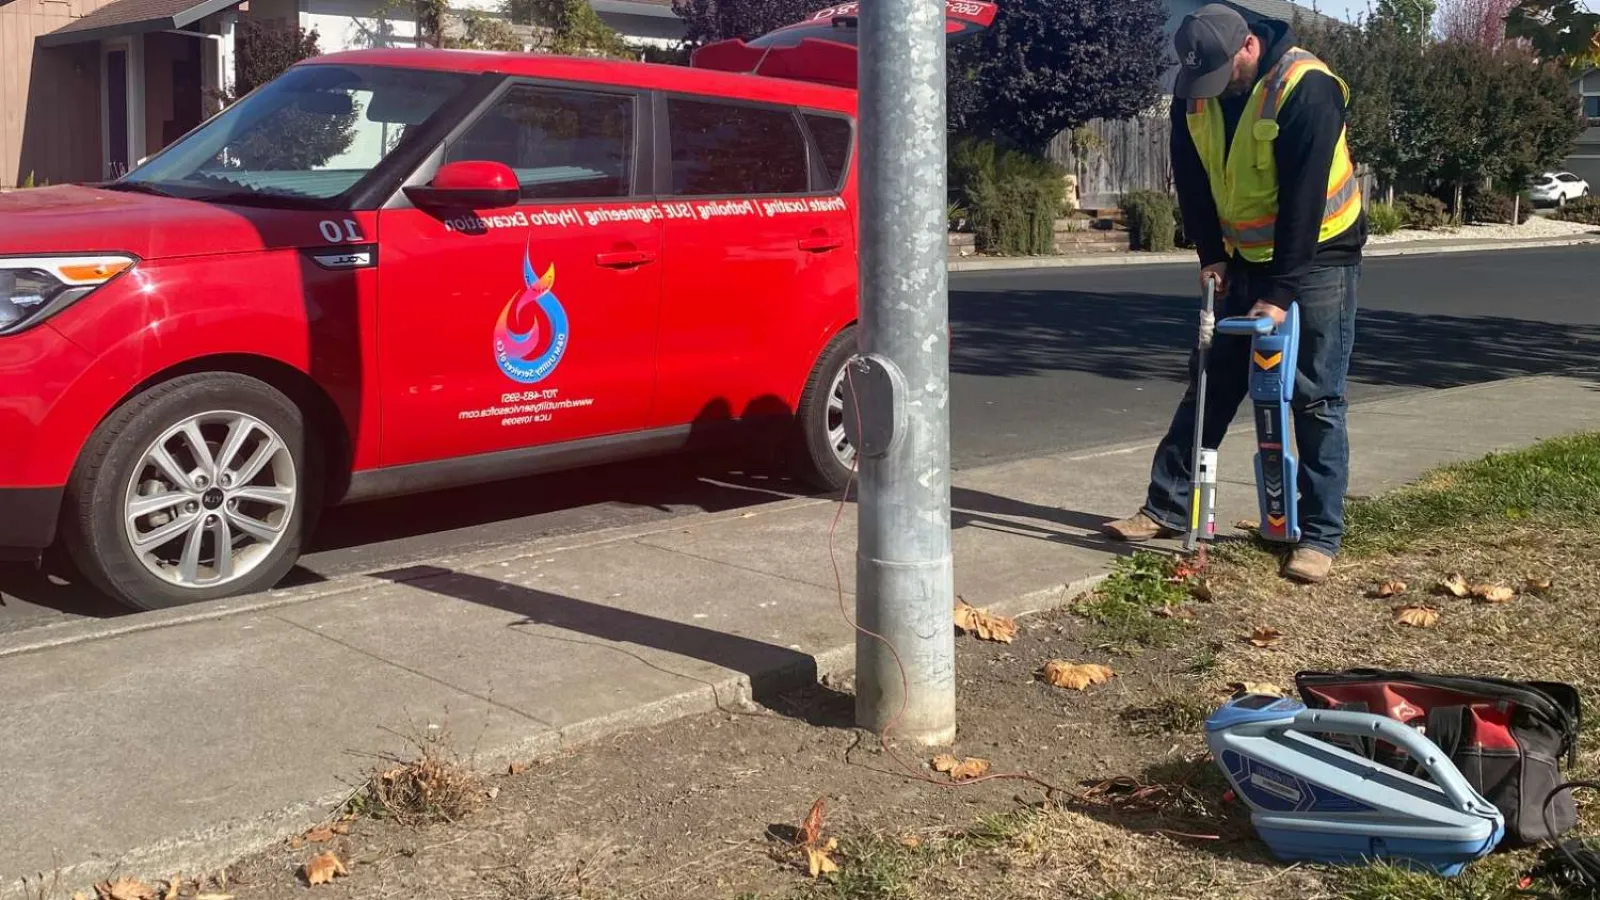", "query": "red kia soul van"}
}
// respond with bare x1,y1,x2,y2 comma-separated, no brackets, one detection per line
0,49,860,609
